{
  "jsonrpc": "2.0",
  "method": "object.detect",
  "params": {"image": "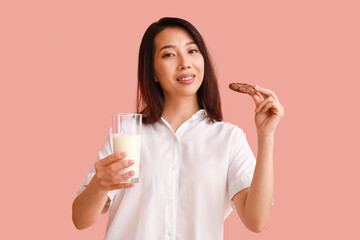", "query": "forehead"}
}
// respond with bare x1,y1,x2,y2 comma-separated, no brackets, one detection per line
154,27,195,50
